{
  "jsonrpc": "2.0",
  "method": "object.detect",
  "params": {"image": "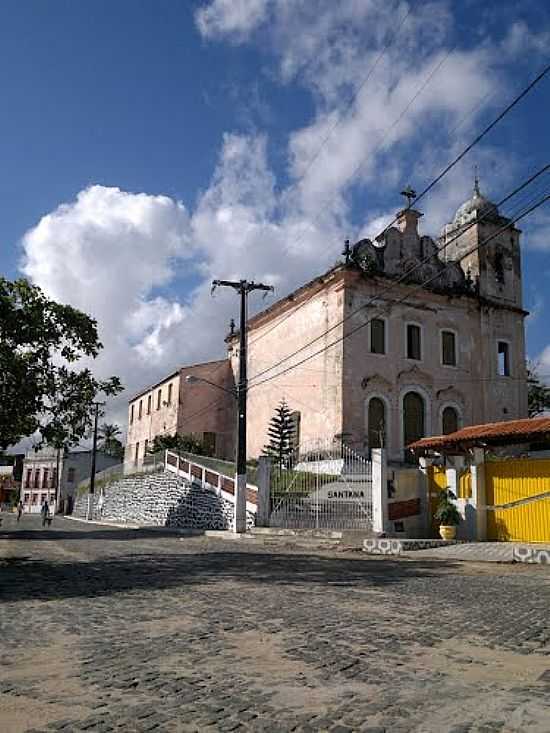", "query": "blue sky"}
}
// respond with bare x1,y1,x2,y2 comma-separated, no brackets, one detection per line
1,0,549,423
